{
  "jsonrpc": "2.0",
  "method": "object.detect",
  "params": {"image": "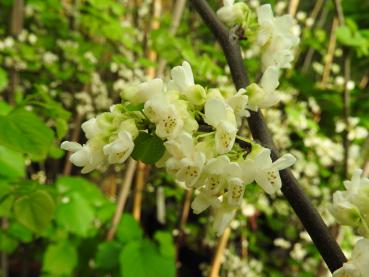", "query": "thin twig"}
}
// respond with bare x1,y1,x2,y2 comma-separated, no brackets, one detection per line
157,0,187,77
288,0,300,17
7,0,24,105
63,113,83,176
132,0,162,222
132,161,146,221
333,0,350,179
321,17,338,86
209,228,231,277
342,54,351,179
106,158,137,241
1,219,9,277
190,0,346,272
